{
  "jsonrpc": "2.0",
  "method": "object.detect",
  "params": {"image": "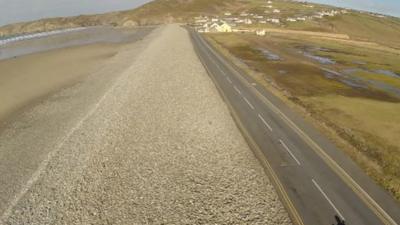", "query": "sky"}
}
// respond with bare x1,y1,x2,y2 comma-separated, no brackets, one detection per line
303,0,400,17
0,0,399,27
0,0,152,26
